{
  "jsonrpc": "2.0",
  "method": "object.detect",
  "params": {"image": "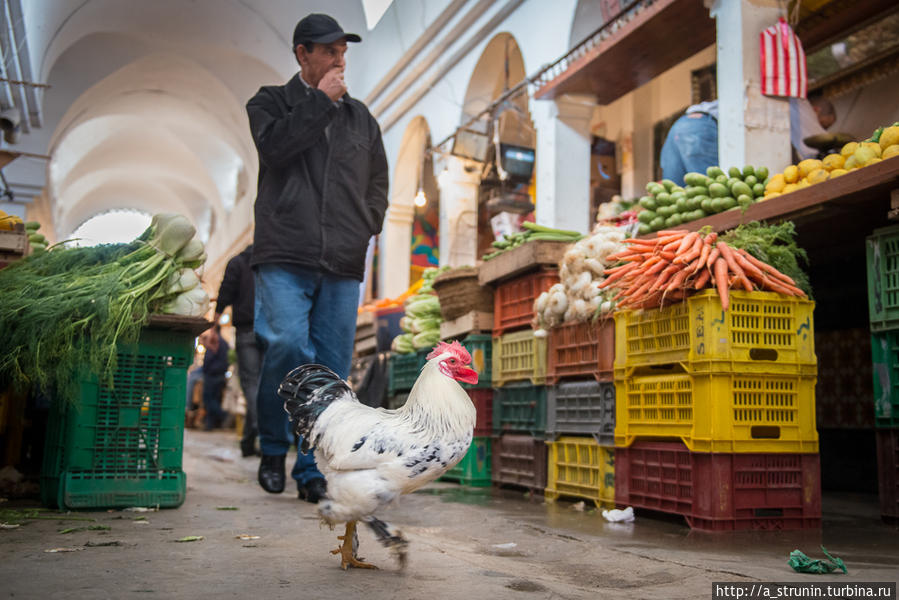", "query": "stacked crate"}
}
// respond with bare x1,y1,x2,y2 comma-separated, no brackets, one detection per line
489,268,556,493
865,225,899,522
542,318,617,507
440,334,494,486
613,289,822,531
